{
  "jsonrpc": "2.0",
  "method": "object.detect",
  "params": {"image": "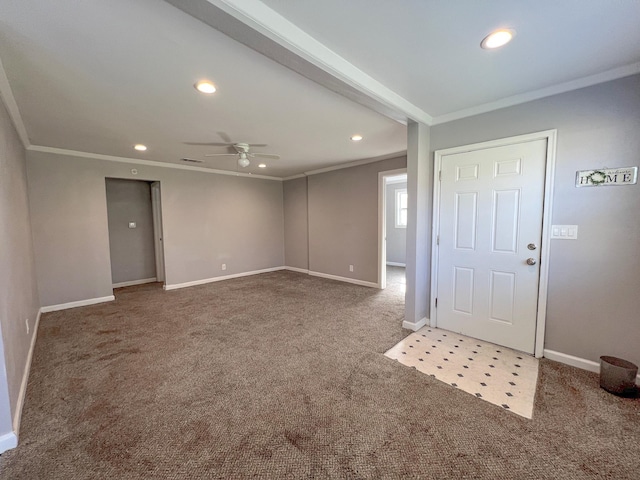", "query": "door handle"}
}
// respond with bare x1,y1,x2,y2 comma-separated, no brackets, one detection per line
526,258,537,266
